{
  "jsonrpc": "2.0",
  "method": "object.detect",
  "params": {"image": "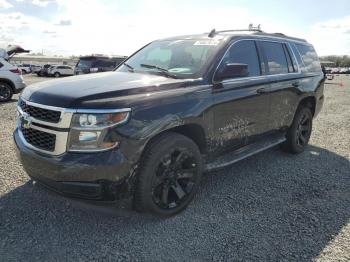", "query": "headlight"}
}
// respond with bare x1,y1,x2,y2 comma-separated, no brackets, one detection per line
67,110,130,152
